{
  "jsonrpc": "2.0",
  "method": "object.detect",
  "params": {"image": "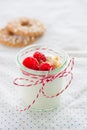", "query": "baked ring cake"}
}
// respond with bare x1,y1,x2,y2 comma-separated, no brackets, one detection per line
6,17,45,37
0,28,37,47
